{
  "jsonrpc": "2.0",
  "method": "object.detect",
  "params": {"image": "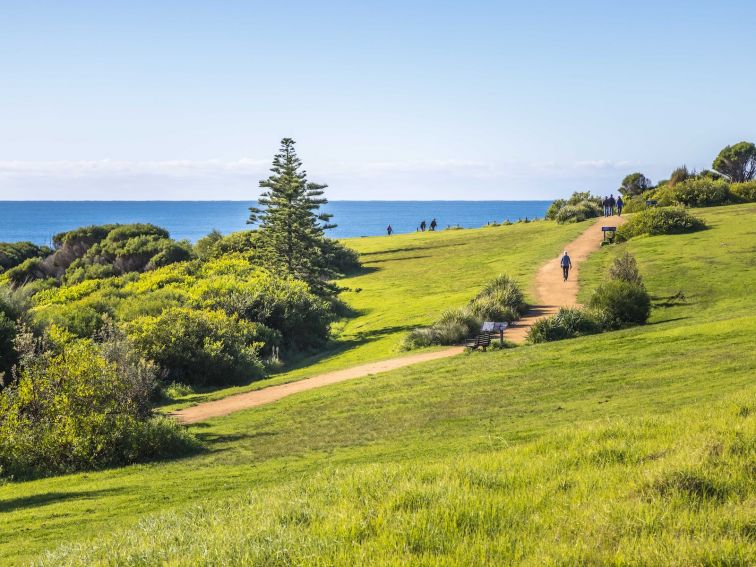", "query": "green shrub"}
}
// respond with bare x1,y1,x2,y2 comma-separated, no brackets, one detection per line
527,307,602,343
0,242,51,273
472,274,528,319
730,181,756,202
126,307,269,386
545,199,567,220
621,196,648,214
194,230,224,259
404,274,526,349
608,252,643,286
0,328,197,479
589,280,651,329
554,200,602,224
671,178,731,207
616,207,706,241
0,313,17,381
